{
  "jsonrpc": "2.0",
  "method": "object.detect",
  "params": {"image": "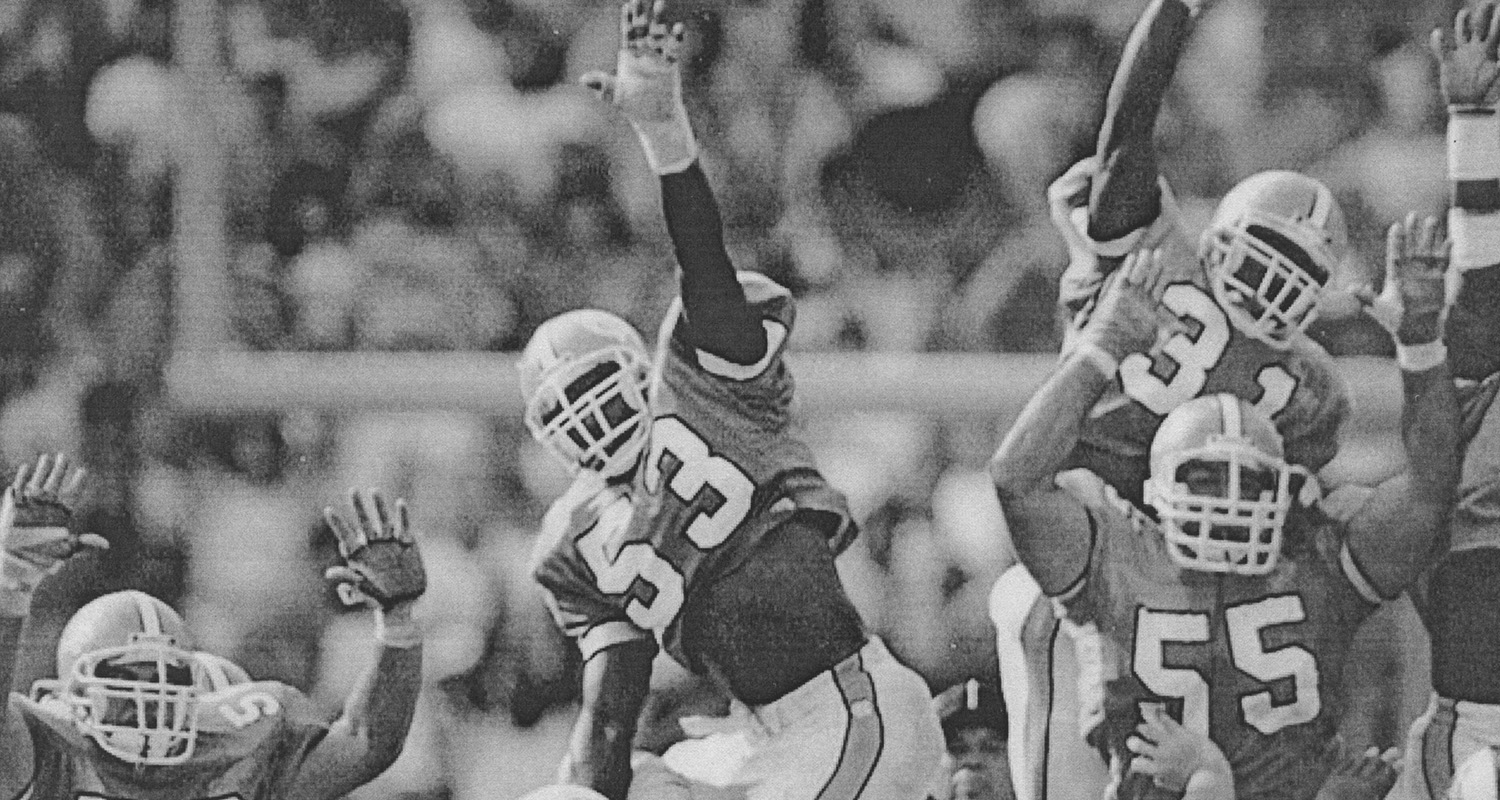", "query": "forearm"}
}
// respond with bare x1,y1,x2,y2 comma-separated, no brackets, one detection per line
0,615,20,695
661,163,765,364
337,607,423,763
1399,356,1460,513
0,569,37,696
1448,265,1500,379
564,707,637,800
990,349,1117,502
1089,0,1196,244
563,640,655,800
